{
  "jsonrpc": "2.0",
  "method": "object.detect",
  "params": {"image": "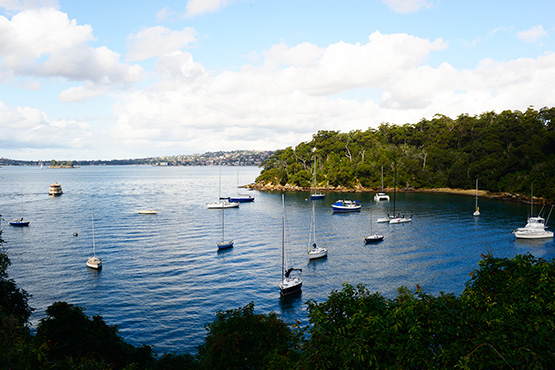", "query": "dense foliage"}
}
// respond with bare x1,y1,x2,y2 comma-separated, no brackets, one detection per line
256,107,555,199
4,244,555,368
